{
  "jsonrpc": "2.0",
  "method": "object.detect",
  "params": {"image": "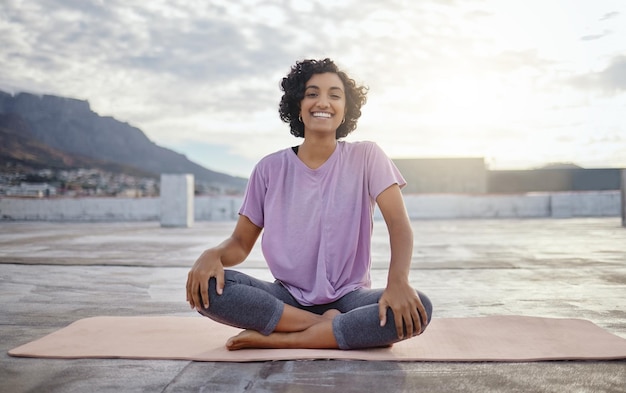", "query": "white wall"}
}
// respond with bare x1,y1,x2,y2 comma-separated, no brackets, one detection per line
0,197,160,221
621,169,626,227
400,193,551,219
0,191,621,222
550,191,621,218
195,196,243,221
397,191,620,220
